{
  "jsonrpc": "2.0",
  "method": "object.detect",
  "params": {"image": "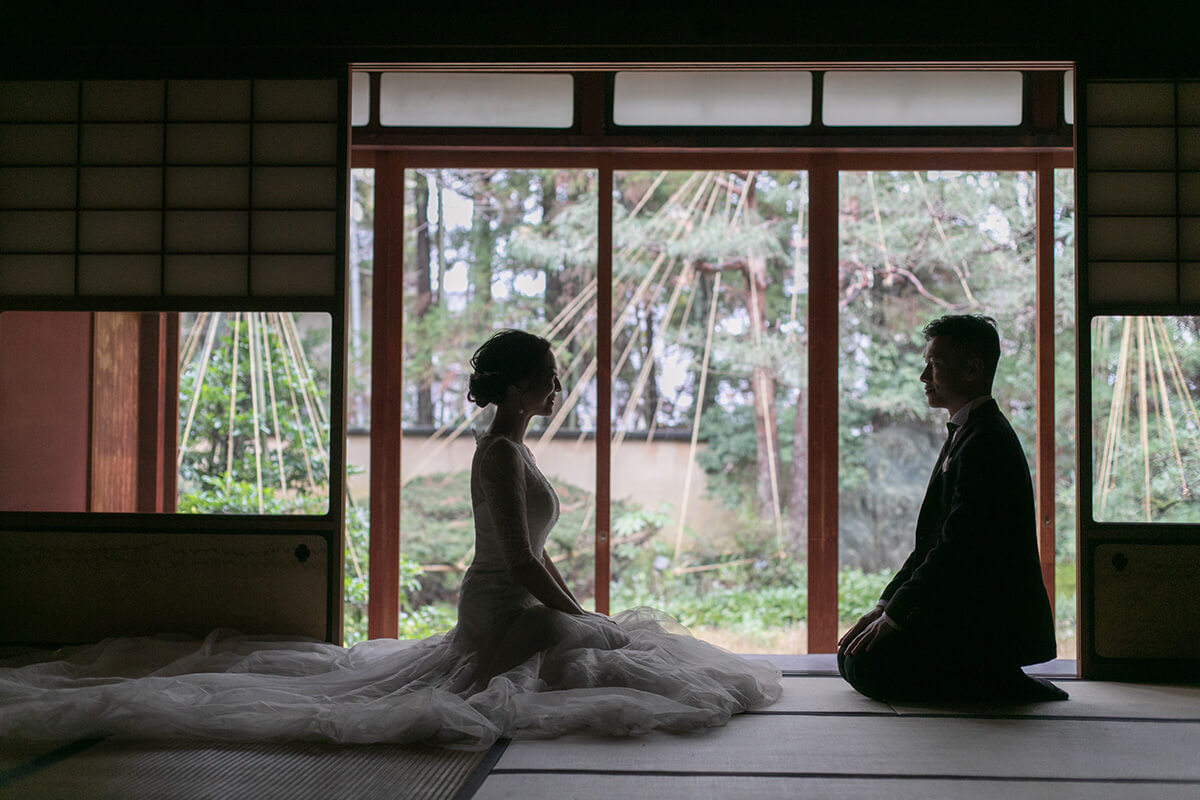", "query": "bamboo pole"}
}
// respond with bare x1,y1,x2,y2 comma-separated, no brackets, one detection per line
674,271,722,561
1157,317,1200,454
1097,318,1131,517
259,314,289,493
1147,317,1189,498
247,313,265,512
274,312,318,490
177,312,222,470
1136,318,1151,520
224,313,241,490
